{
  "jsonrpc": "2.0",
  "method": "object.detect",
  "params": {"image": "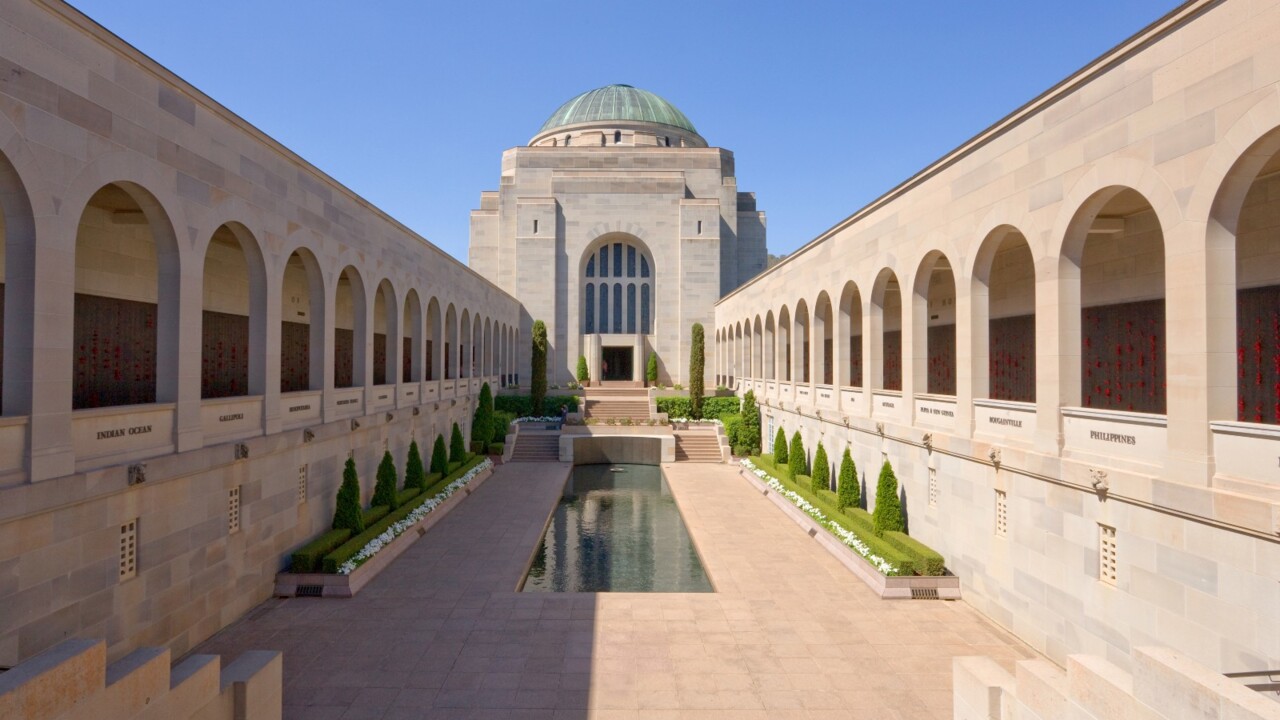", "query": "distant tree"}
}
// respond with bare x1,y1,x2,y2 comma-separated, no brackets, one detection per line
332,458,365,533
576,355,590,383
689,323,705,418
473,382,494,445
873,460,905,535
811,442,829,494
405,440,426,491
530,320,547,415
449,422,466,464
646,352,659,385
773,427,788,465
788,431,806,479
837,448,859,510
430,434,448,476
372,451,399,510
